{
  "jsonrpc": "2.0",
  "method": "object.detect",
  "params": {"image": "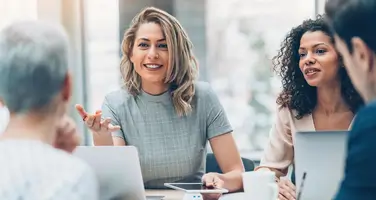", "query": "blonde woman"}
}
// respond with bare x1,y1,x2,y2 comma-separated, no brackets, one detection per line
75,6,244,197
